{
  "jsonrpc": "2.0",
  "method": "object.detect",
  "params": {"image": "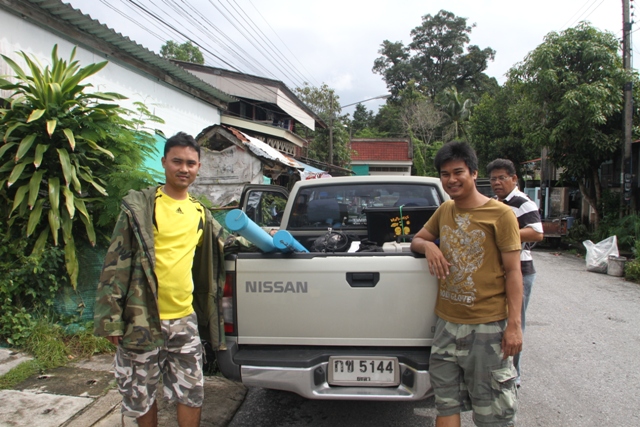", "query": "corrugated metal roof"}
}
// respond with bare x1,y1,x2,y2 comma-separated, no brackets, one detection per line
221,125,301,169
17,0,235,104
